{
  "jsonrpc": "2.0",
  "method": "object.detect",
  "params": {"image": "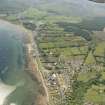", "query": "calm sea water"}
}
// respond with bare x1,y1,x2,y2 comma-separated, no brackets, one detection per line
0,21,39,105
